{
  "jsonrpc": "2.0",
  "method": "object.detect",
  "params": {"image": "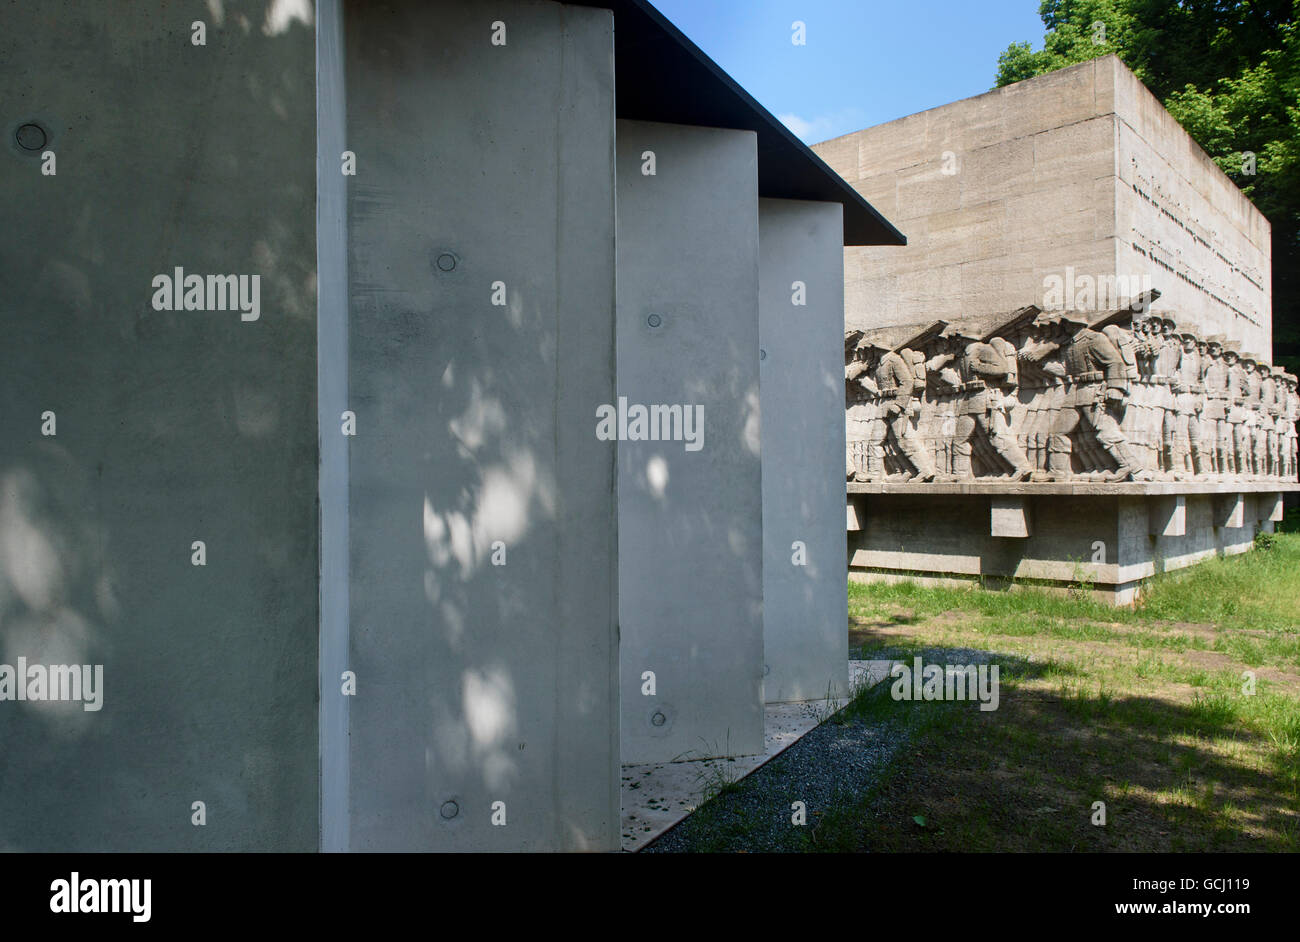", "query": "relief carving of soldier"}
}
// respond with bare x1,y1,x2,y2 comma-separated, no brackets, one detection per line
1042,312,1153,482
845,333,890,482
1224,347,1253,478
875,345,938,482
1170,329,1207,479
949,327,1033,480
1200,336,1232,478
846,296,1296,486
